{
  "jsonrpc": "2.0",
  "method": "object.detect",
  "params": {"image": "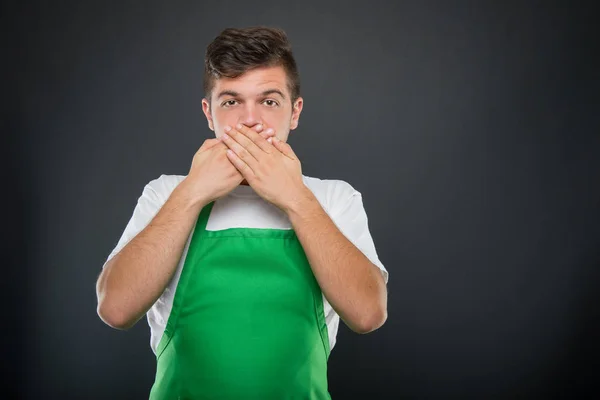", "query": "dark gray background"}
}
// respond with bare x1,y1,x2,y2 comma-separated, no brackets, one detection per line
5,1,599,398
